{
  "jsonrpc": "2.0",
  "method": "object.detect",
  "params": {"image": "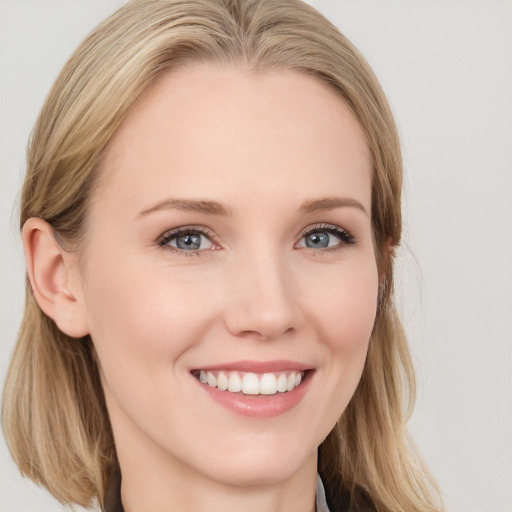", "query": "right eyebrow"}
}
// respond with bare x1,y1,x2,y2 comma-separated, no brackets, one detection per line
136,198,235,218
298,196,368,217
